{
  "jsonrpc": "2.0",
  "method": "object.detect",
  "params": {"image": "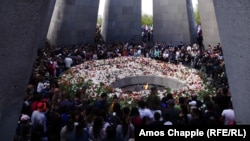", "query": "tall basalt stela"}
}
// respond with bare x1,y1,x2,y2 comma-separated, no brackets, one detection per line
153,0,195,45
198,0,220,48
47,0,100,46
39,0,56,48
0,0,52,140
213,0,250,124
101,0,141,43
